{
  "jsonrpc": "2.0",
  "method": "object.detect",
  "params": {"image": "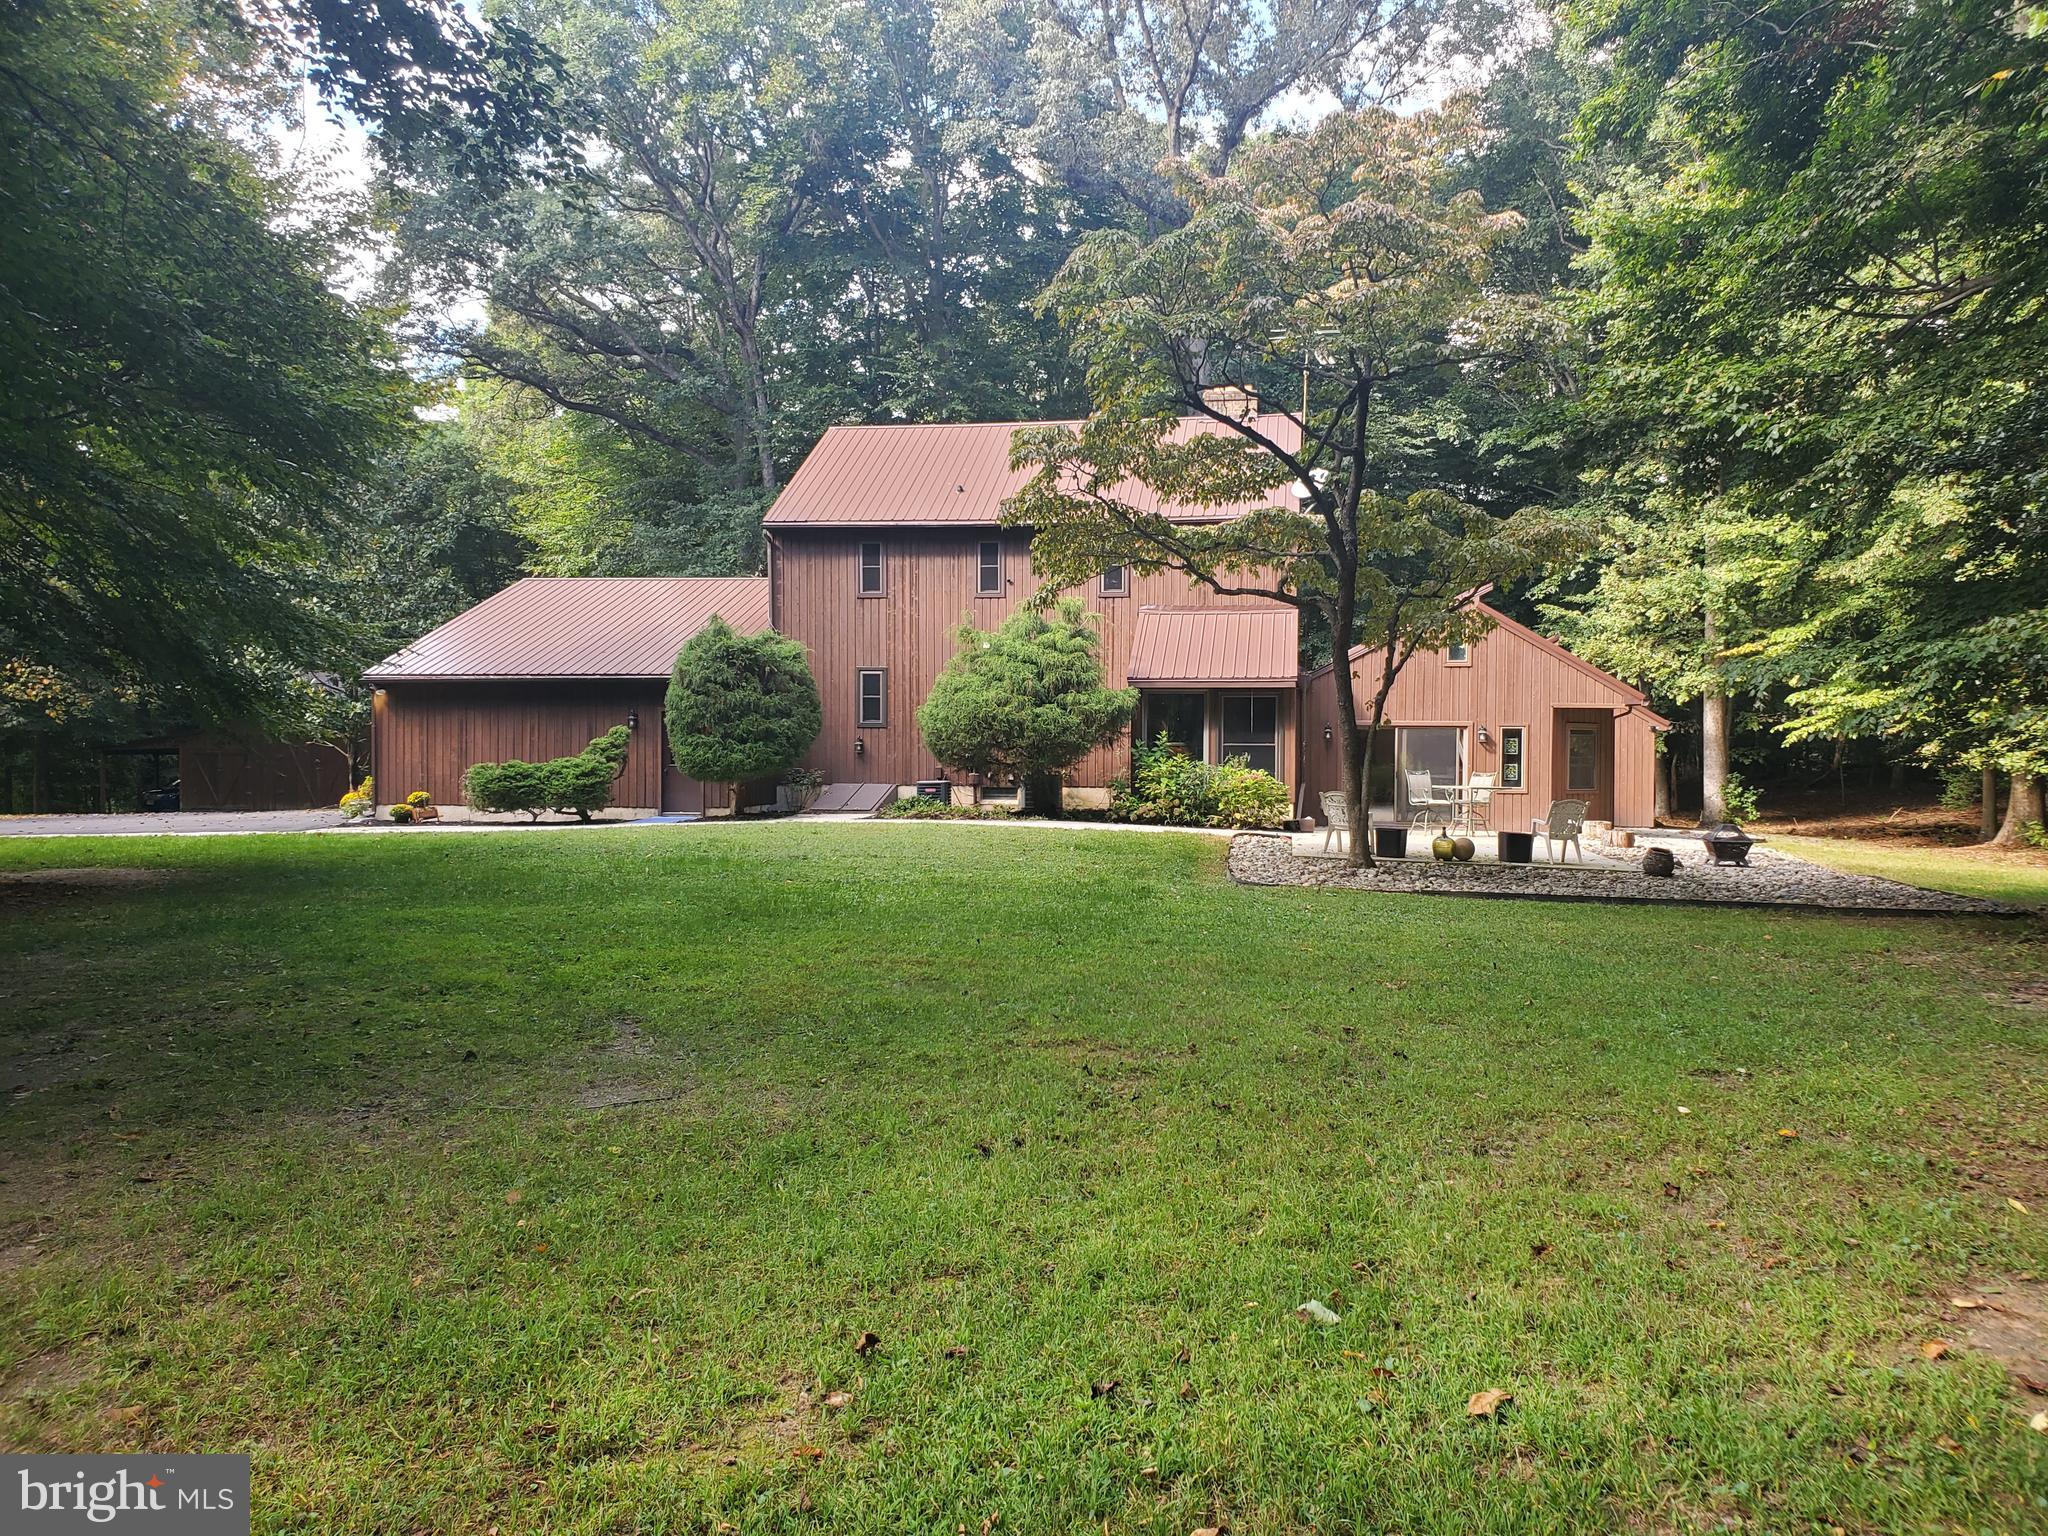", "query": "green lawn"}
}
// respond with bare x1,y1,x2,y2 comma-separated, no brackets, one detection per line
1770,833,2048,908
2,824,2045,1534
